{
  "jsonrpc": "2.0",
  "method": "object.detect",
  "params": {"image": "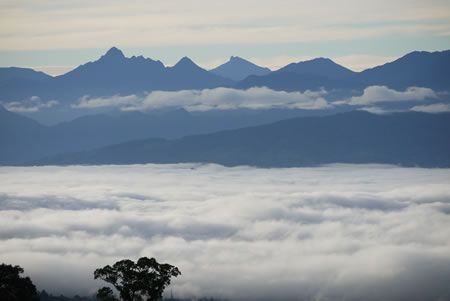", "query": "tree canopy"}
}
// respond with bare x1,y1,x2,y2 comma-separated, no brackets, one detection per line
0,263,40,301
94,257,181,301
